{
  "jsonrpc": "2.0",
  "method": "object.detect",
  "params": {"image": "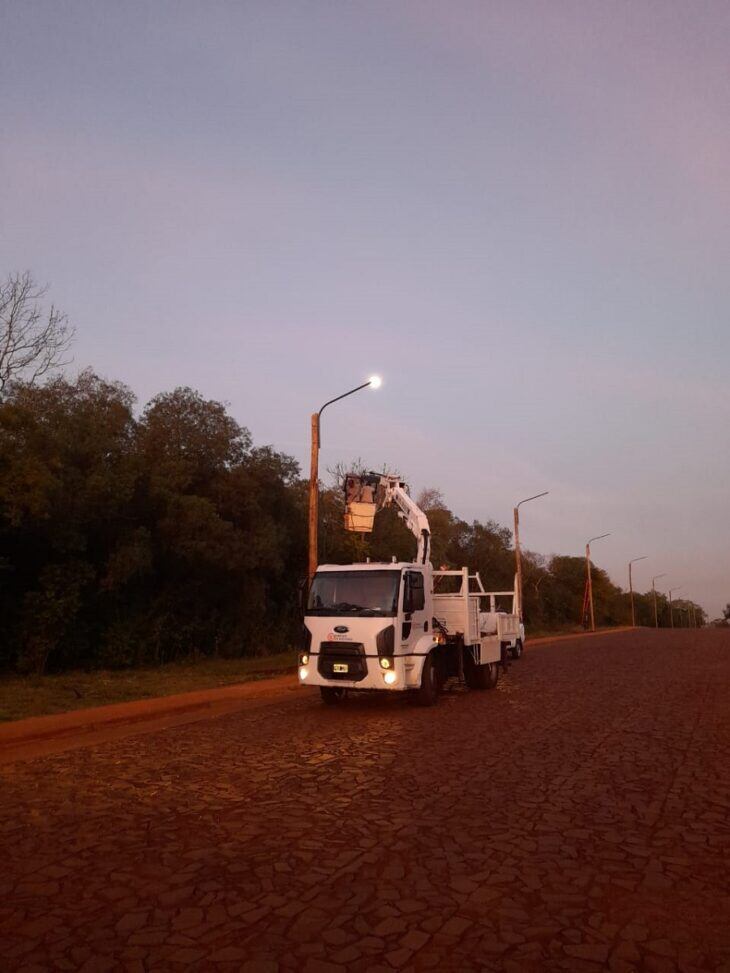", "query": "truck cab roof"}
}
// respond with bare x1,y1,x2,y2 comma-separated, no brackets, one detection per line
315,562,426,572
